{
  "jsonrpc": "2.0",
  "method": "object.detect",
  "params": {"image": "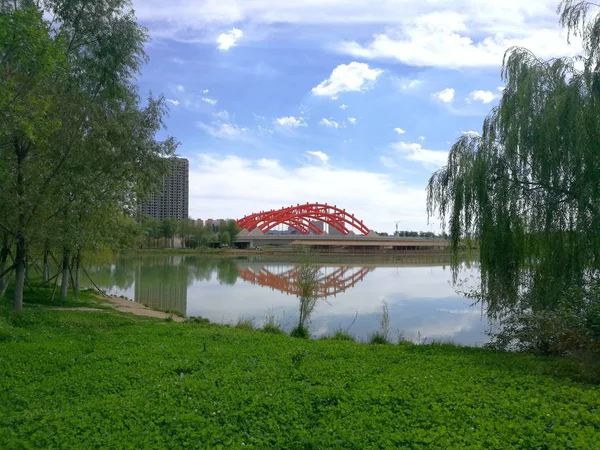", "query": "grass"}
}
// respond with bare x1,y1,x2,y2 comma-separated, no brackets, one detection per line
290,324,310,339
261,311,285,335
368,331,391,344
0,291,600,448
234,317,255,331
321,329,357,342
